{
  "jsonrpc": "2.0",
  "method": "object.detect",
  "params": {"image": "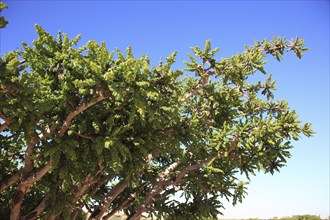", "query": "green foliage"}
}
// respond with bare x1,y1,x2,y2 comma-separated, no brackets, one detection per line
0,2,8,28
0,25,314,219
